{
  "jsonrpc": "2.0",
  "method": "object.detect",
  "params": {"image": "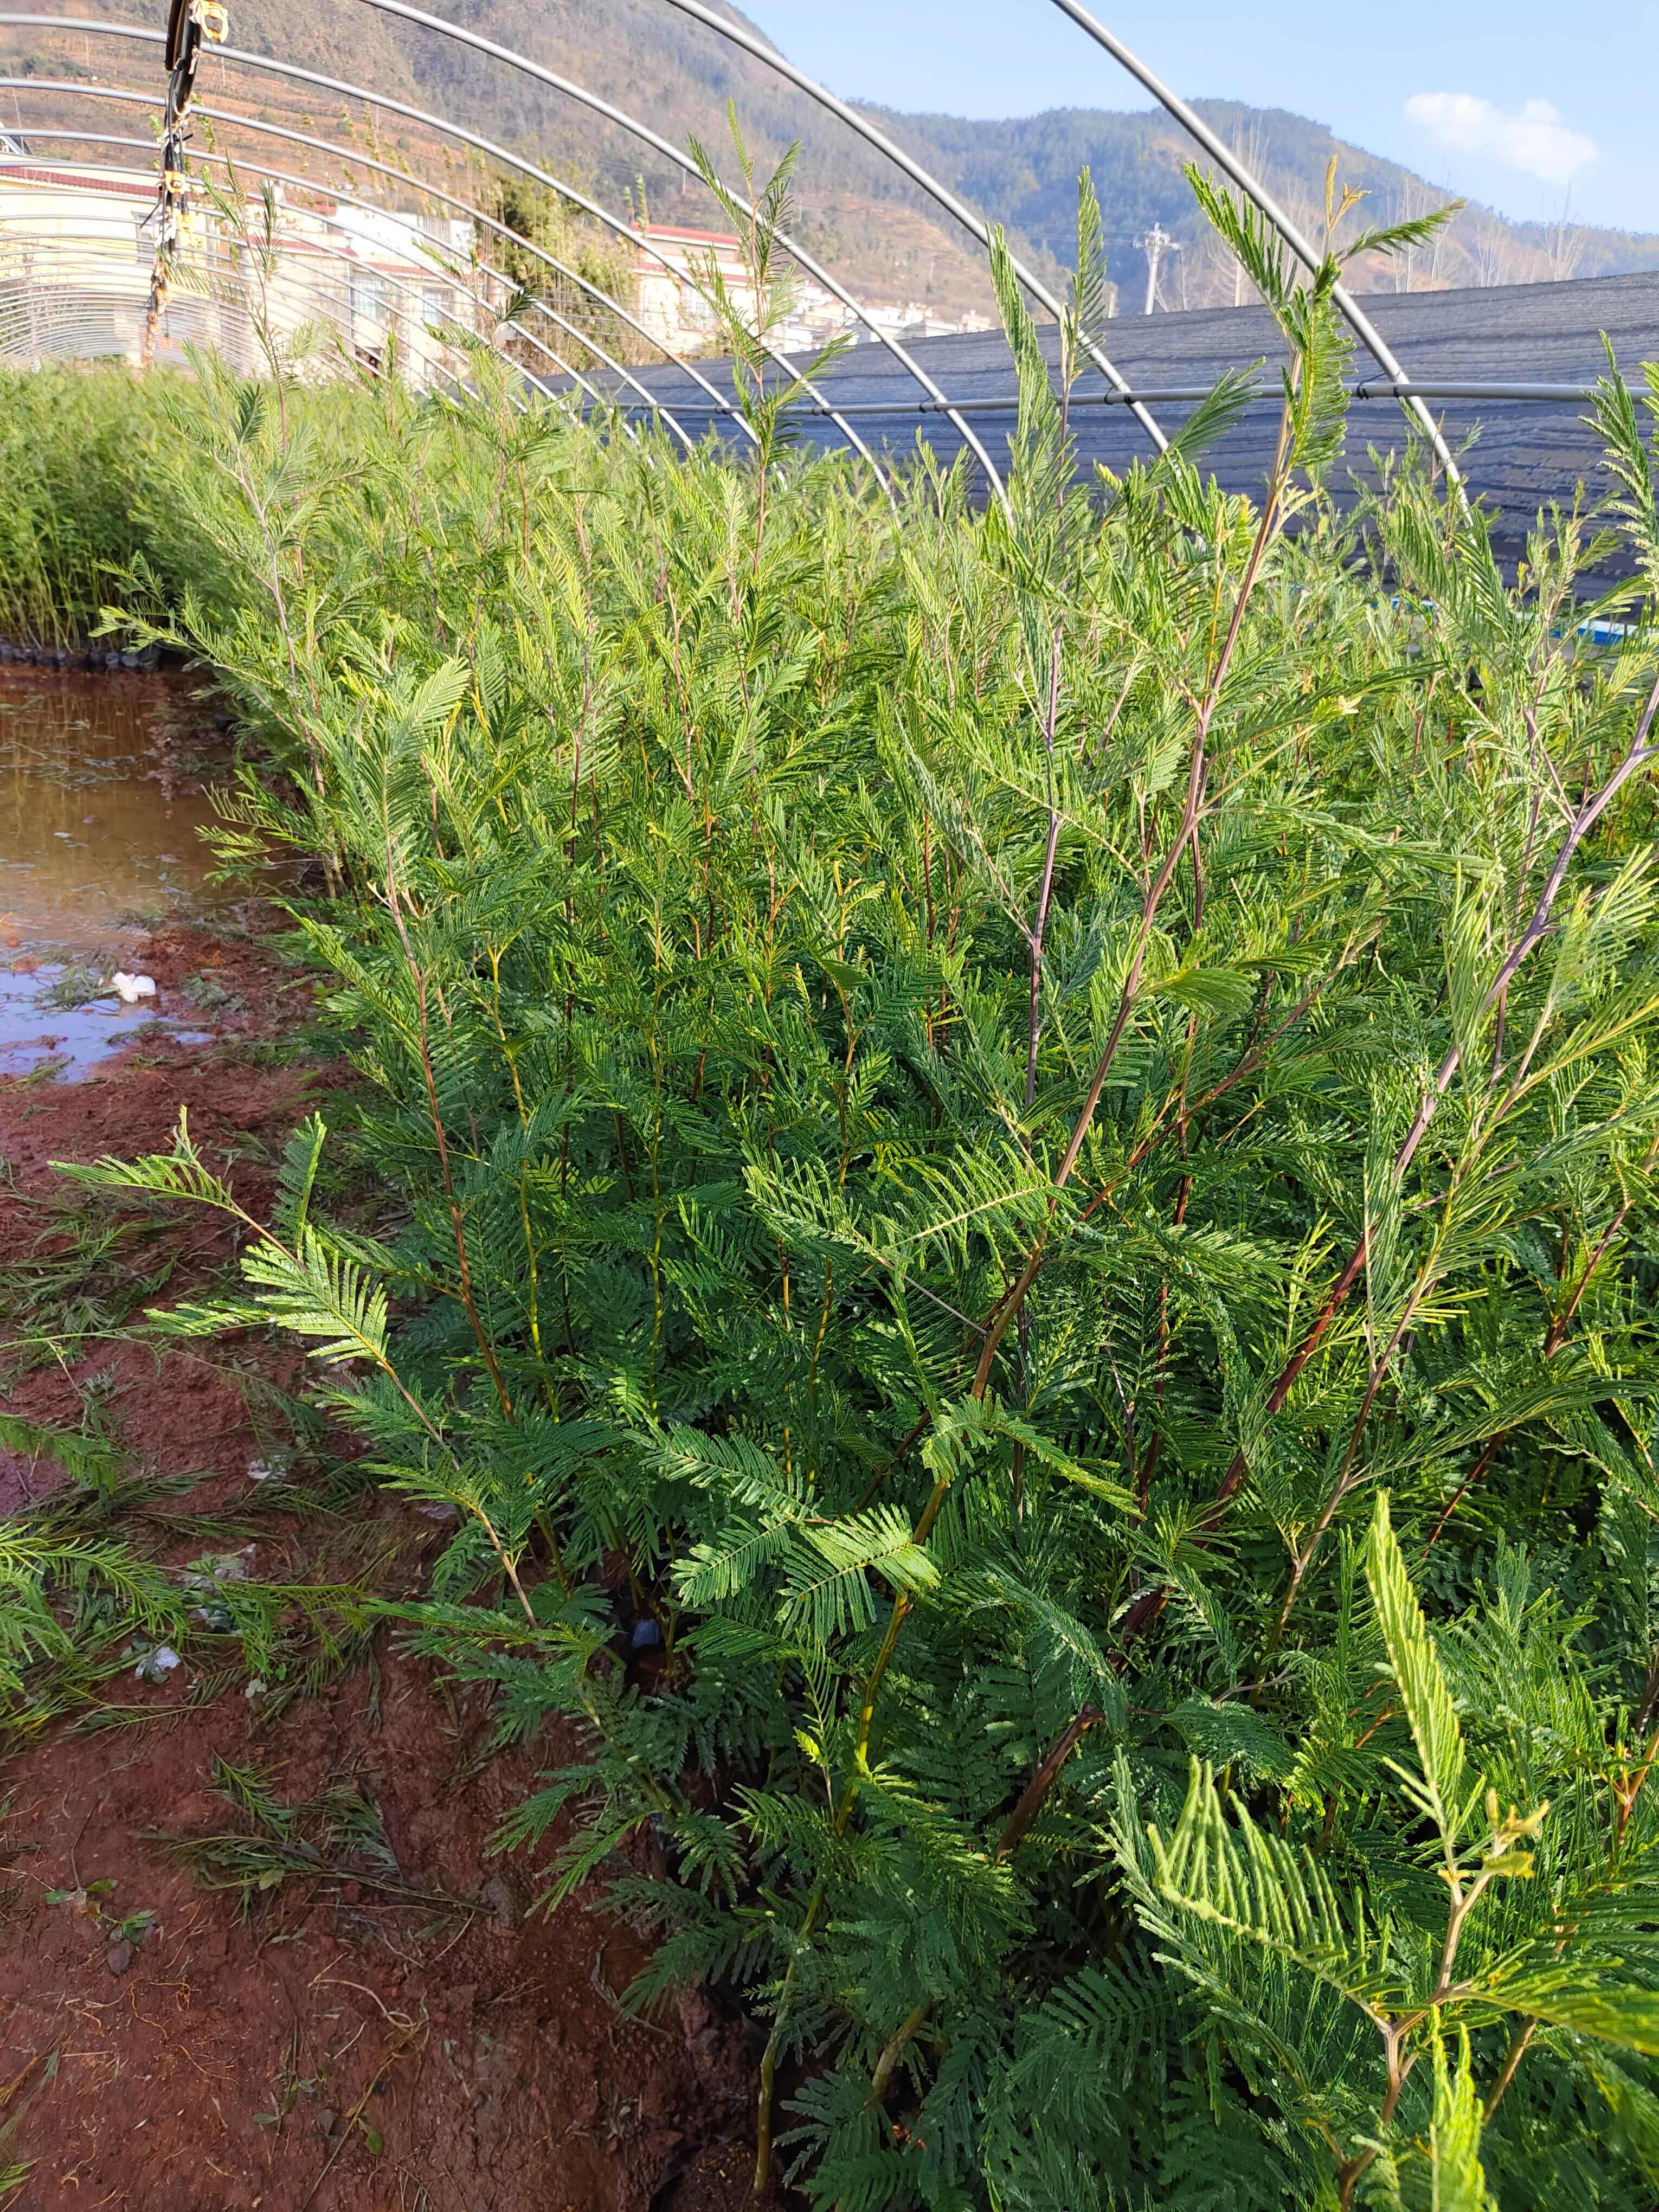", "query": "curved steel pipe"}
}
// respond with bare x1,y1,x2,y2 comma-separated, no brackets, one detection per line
0,123,665,430
0,106,715,456
0,21,748,452
0,291,162,359
0,131,533,404
0,138,548,403
0,232,384,381
1044,0,1462,486
348,0,998,496
0,162,472,390
198,29,909,487
185,115,703,453
147,179,525,404
644,0,1168,454
175,119,713,449
150,95,697,443
203,41,767,449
